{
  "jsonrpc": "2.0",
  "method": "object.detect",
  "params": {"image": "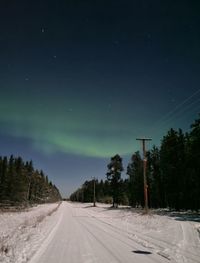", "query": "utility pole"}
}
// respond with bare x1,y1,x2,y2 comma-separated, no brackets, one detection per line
136,138,152,213
92,177,96,207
